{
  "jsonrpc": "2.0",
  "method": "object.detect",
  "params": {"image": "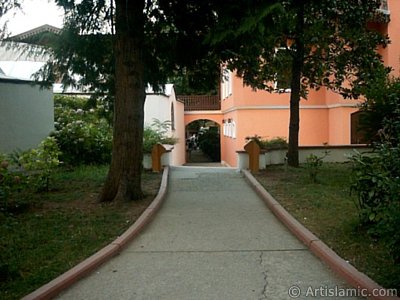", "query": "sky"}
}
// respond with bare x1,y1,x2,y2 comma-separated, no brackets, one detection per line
2,0,64,36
